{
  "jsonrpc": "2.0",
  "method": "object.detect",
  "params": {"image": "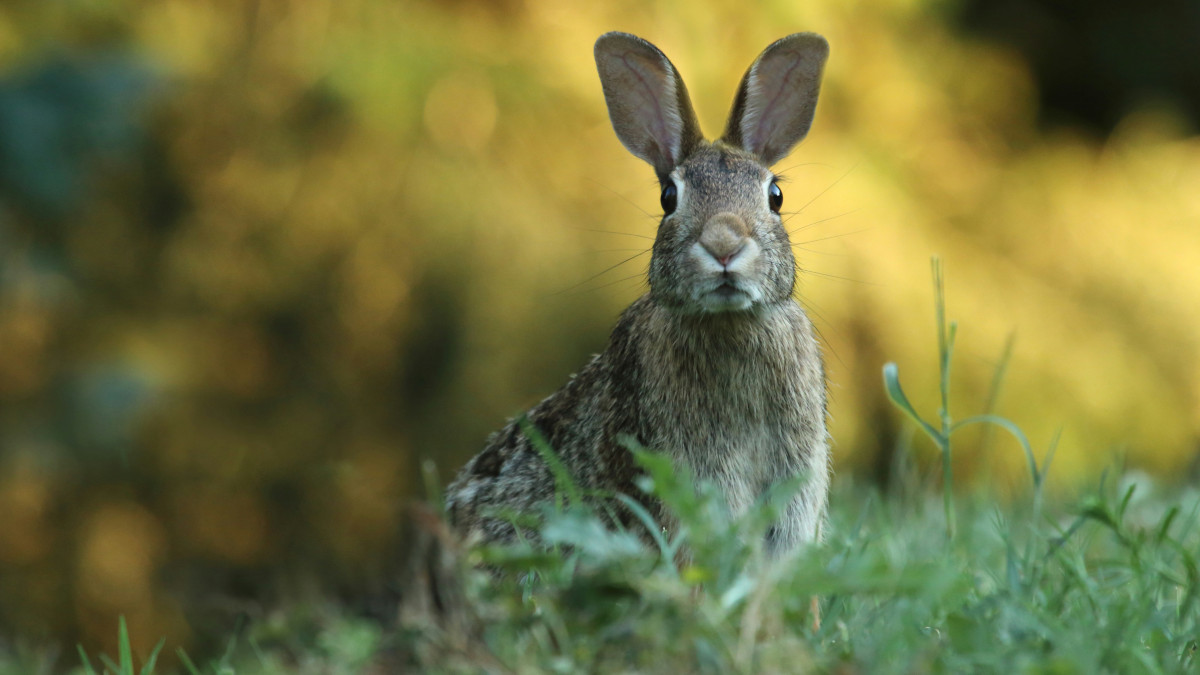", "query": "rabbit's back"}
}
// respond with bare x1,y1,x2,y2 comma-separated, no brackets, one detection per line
444,309,646,544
